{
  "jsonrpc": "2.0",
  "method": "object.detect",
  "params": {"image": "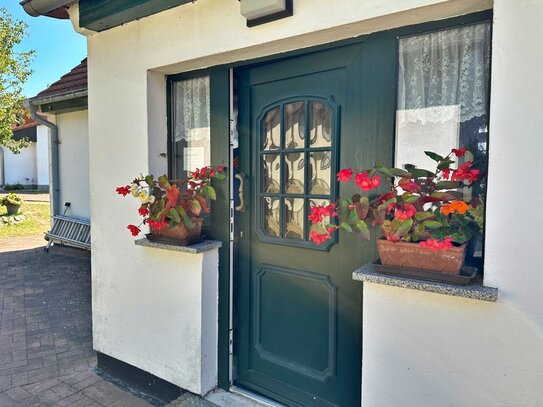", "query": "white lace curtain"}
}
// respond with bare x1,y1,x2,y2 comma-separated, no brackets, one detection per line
397,22,491,126
174,76,210,142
